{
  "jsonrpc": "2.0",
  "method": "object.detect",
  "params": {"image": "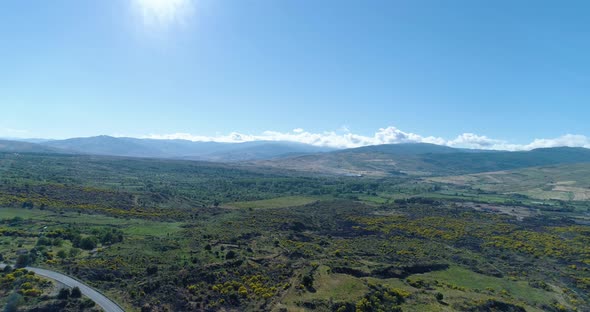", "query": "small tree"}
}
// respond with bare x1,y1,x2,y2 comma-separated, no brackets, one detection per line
101,232,114,245
70,286,82,298
57,250,67,259
15,254,29,268
302,274,314,290
435,292,444,302
57,288,70,300
79,237,97,250
69,248,80,257
146,266,158,275
226,250,237,260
